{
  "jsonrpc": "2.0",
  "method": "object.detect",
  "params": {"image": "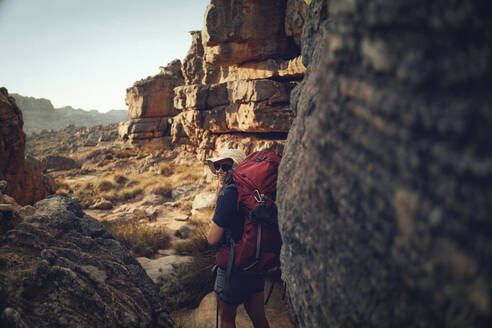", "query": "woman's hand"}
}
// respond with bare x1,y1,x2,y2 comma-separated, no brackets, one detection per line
207,222,225,246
